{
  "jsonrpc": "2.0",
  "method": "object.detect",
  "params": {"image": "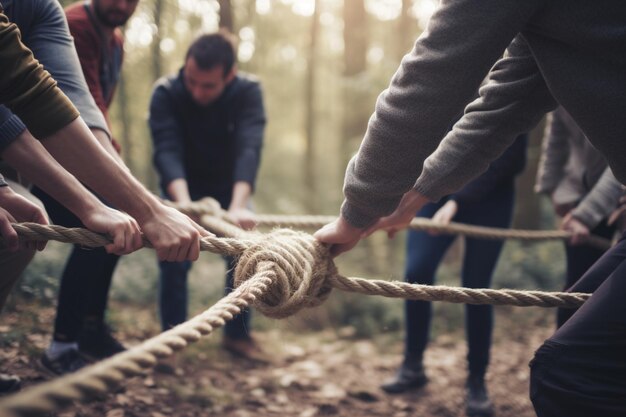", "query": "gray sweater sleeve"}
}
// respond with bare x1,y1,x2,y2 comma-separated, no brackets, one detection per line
413,35,557,202
341,0,541,228
534,111,570,195
571,167,623,229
